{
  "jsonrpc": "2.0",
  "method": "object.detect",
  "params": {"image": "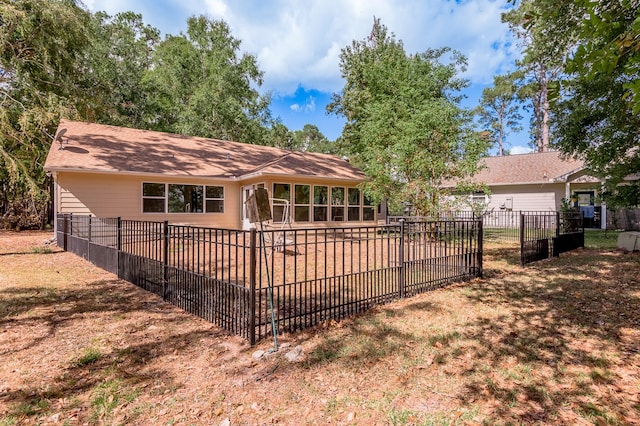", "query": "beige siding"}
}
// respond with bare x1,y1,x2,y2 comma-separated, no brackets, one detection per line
56,172,242,228
54,171,374,230
486,184,565,212
59,186,91,214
